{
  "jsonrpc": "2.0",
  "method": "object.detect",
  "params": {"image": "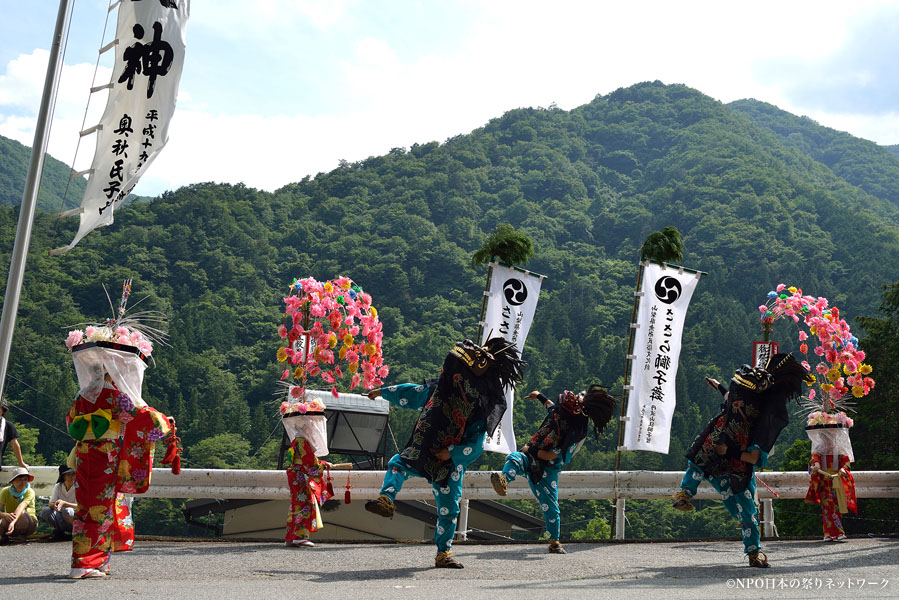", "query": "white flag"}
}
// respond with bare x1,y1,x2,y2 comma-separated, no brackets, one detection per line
481,263,544,454
623,262,700,453
52,0,190,255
